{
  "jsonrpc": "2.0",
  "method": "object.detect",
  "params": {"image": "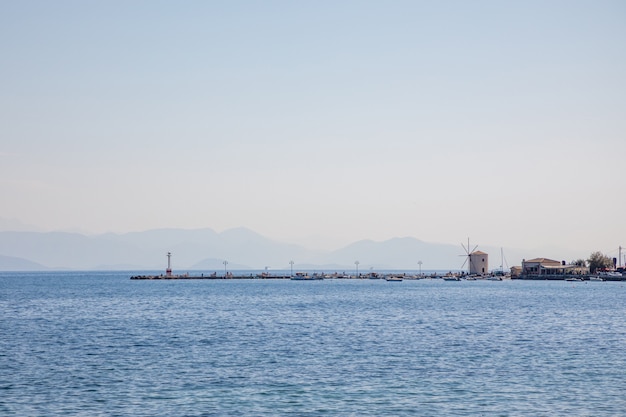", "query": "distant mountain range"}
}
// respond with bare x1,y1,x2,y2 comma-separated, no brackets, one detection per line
0,254,48,271
0,227,546,271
